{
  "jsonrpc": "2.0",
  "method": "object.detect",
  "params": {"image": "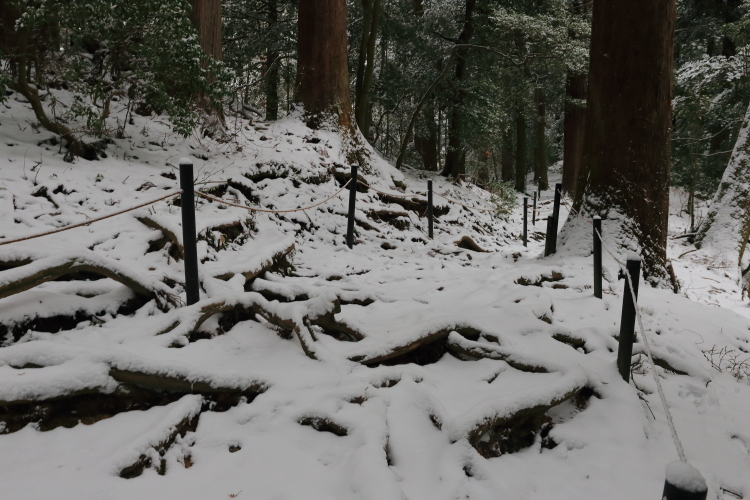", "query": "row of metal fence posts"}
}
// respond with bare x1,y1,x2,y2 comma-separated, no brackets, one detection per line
178,162,704,498
522,182,704,499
